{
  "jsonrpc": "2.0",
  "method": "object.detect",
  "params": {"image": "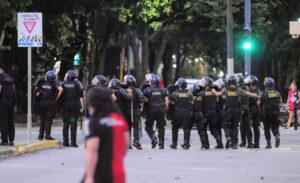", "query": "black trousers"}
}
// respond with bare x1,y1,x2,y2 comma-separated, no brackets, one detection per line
203,109,222,146
191,112,209,147
250,107,260,145
263,109,280,141
63,102,79,145
124,111,141,144
171,110,191,145
0,100,15,143
216,109,224,139
145,108,166,143
240,107,253,144
224,108,240,145
38,101,56,138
